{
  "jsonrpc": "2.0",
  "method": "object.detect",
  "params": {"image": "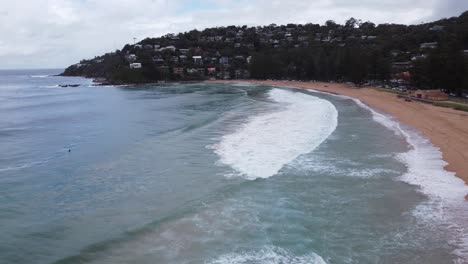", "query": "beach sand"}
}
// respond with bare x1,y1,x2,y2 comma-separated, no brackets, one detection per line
208,80,468,197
